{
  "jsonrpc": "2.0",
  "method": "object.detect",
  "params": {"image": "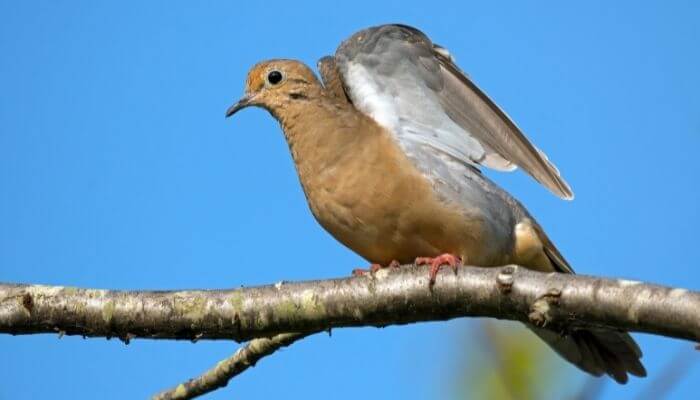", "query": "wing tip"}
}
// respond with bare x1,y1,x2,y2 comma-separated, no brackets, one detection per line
560,190,575,201
552,184,575,201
